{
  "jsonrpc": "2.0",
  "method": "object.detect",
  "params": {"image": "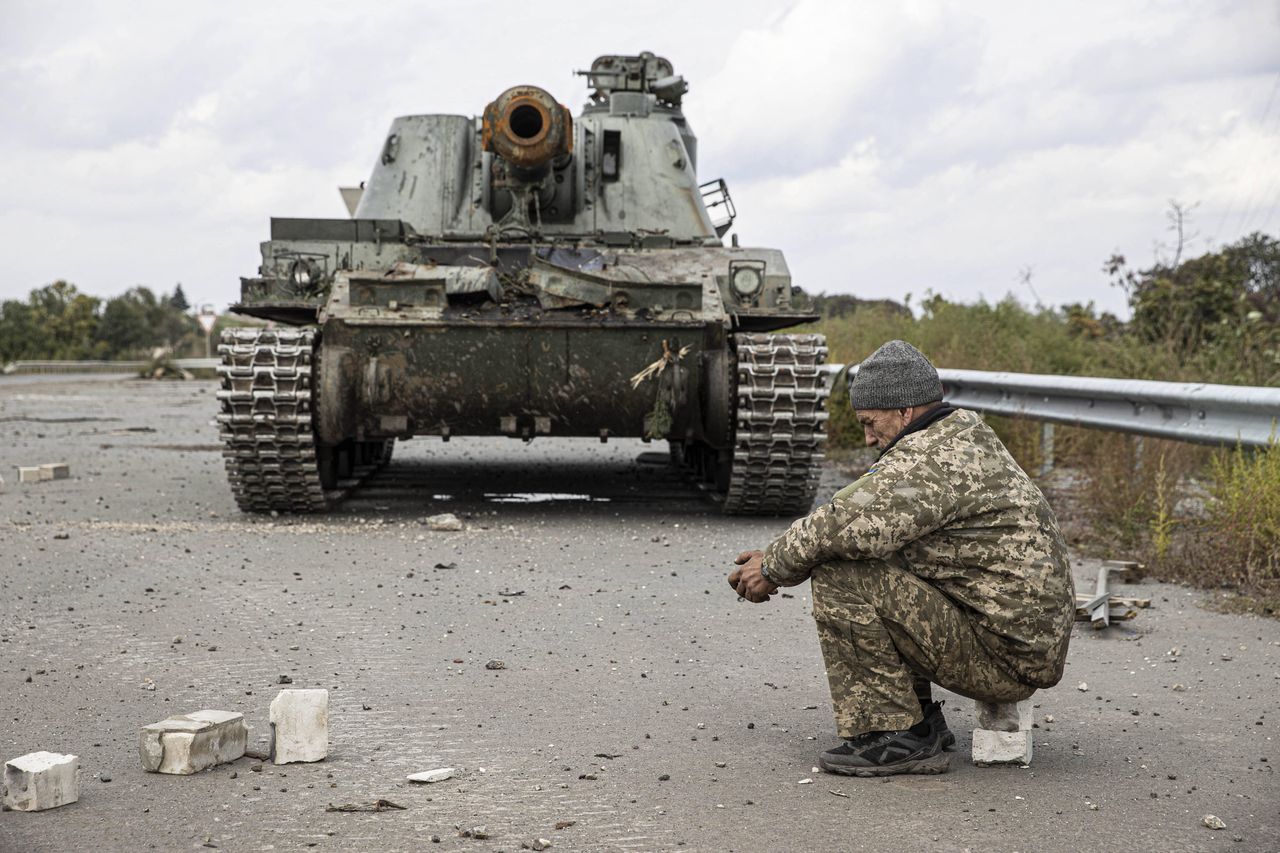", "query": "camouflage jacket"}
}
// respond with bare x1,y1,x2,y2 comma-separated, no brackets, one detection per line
762,408,1074,688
